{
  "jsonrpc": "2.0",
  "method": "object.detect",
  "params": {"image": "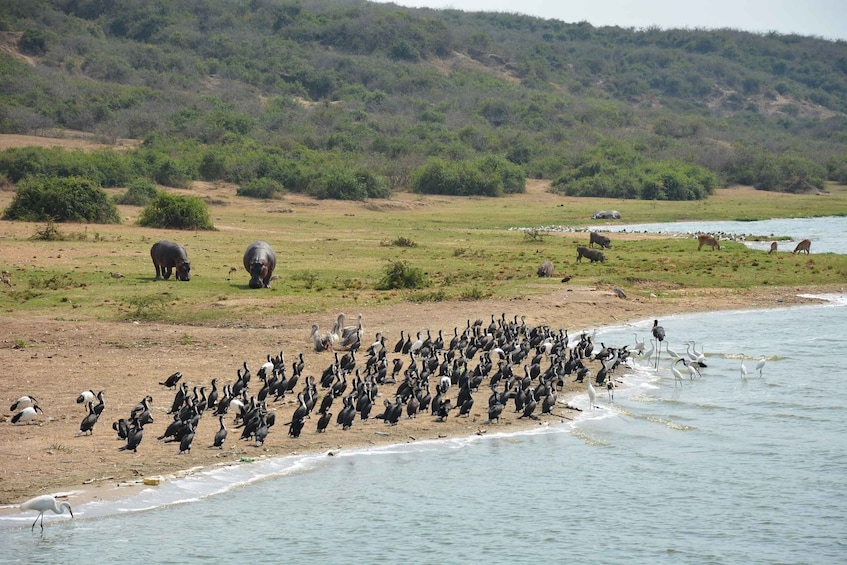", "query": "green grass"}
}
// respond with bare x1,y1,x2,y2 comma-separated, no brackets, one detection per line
0,183,845,326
